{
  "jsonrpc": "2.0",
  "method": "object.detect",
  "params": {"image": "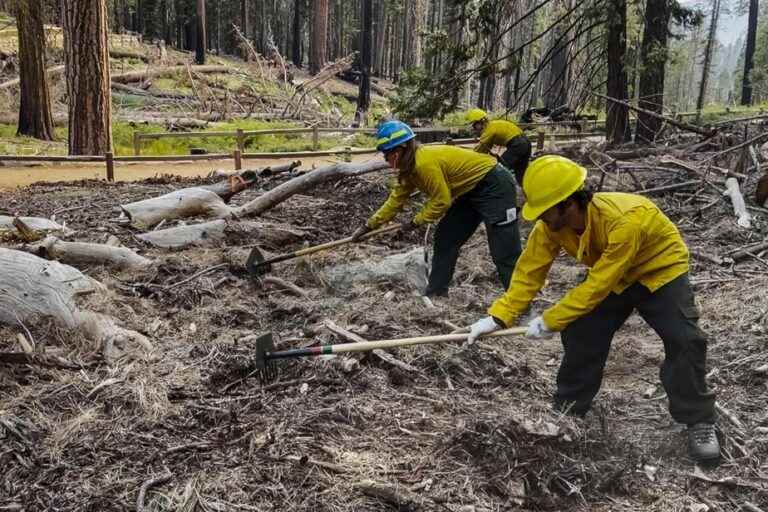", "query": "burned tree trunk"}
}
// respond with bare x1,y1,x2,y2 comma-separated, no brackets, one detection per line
605,0,630,146
15,0,54,140
309,0,328,74
291,0,303,67
635,0,671,143
740,0,758,106
356,0,373,124
62,0,113,155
